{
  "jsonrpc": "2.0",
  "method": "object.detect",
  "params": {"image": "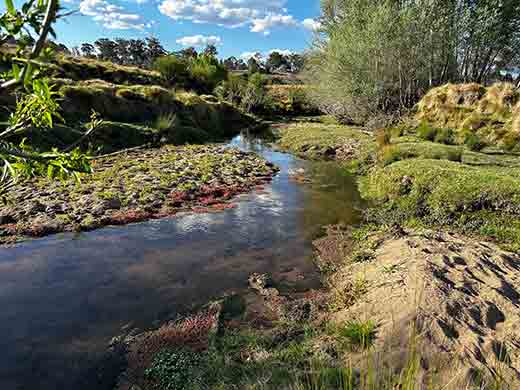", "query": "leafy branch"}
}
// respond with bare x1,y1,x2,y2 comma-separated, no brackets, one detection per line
0,0,96,200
